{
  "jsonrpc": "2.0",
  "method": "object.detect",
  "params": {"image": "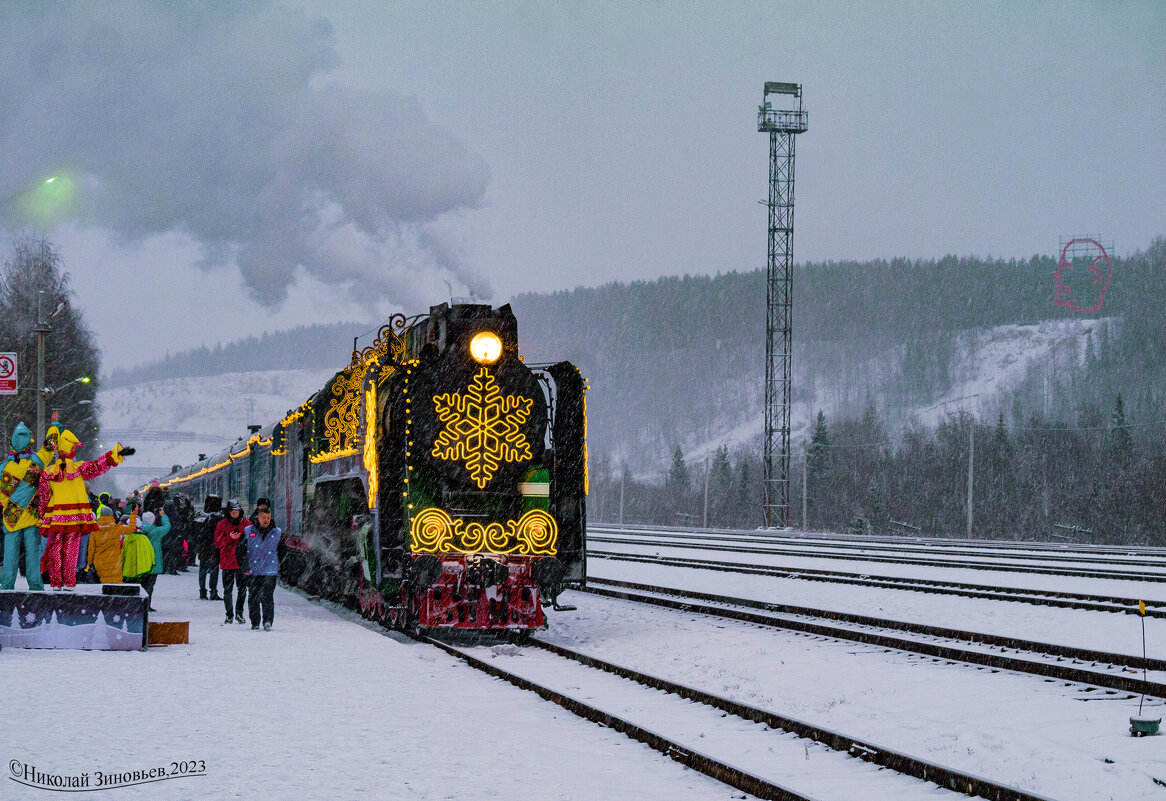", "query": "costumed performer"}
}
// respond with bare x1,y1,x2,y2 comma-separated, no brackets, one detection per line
0,422,55,591
37,429,134,590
